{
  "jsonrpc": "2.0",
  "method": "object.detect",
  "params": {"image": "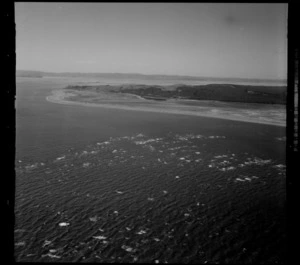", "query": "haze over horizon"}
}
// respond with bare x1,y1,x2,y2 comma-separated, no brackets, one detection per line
15,3,287,80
